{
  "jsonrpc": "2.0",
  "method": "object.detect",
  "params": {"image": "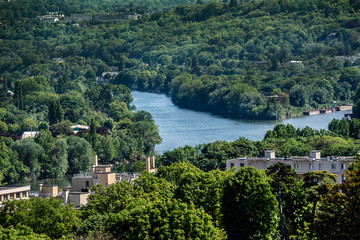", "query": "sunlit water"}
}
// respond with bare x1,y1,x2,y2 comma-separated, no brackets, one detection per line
132,91,351,153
